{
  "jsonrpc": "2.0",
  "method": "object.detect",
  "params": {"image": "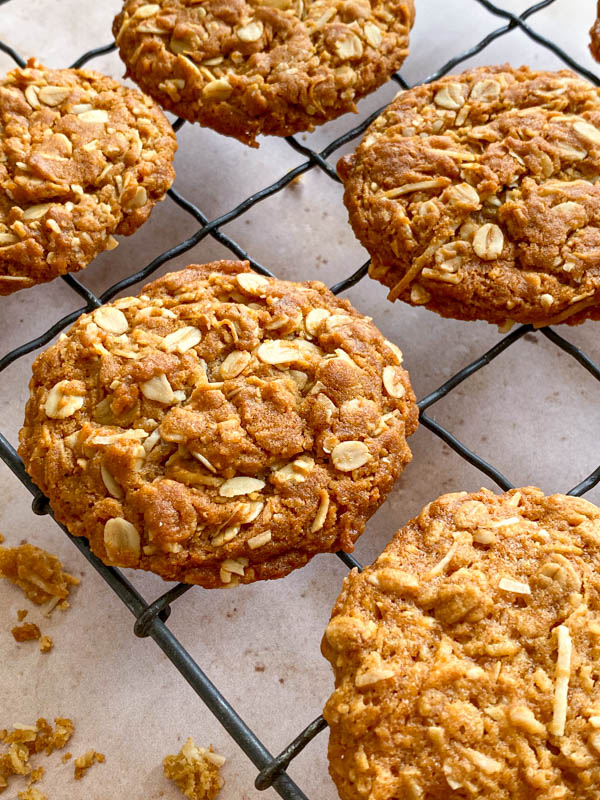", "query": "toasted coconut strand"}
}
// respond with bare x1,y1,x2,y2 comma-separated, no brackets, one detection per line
498,577,531,595
549,625,572,737
428,539,459,577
